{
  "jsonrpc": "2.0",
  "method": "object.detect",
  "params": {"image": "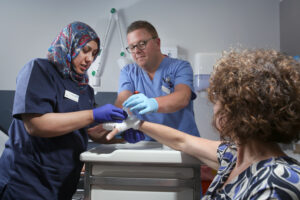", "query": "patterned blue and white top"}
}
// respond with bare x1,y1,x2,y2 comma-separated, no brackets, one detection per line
202,143,300,200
